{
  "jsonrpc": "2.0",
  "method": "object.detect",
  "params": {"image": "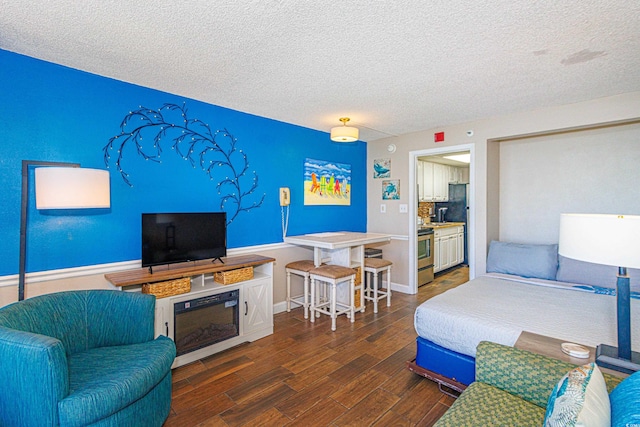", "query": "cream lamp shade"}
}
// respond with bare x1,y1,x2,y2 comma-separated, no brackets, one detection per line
558,213,640,269
330,117,359,142
35,167,111,209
